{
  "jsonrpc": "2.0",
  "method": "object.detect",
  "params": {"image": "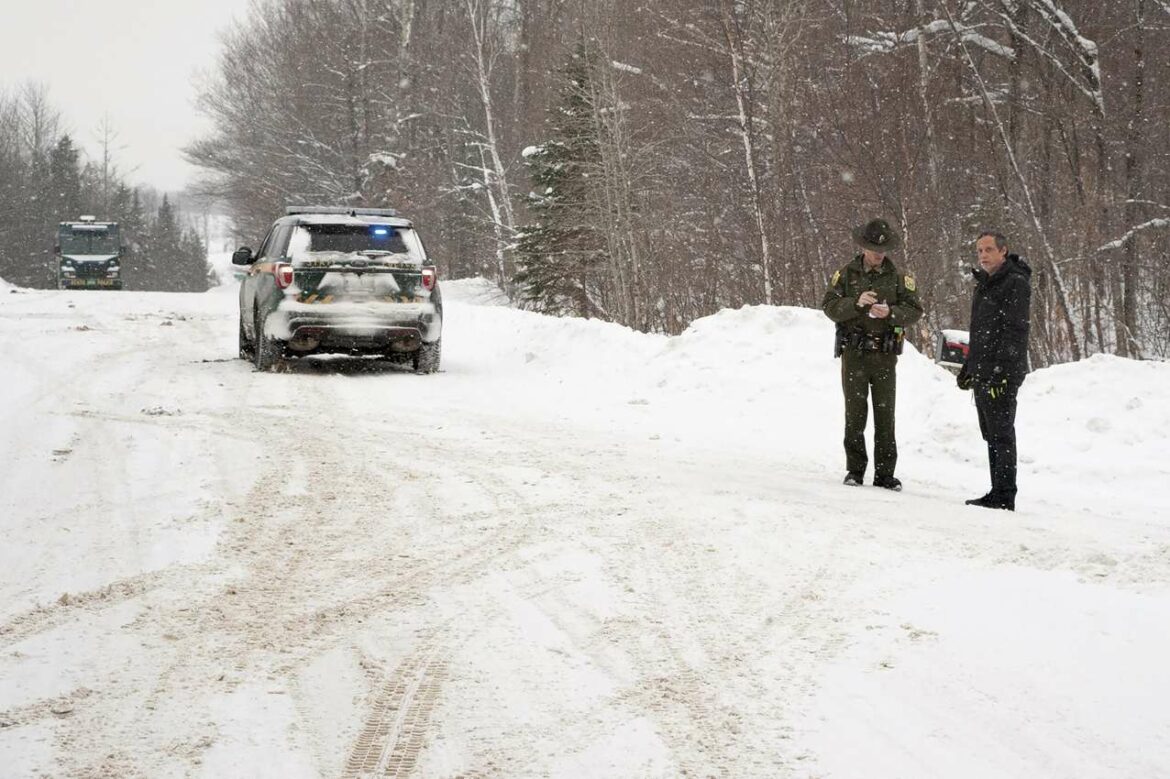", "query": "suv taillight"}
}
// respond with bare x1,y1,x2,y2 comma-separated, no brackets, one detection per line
421,267,436,291
274,263,294,289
